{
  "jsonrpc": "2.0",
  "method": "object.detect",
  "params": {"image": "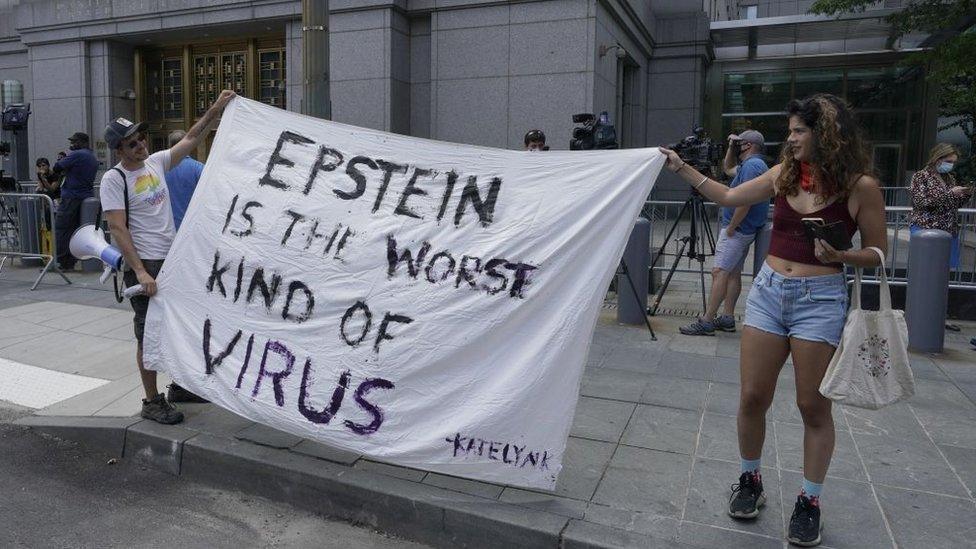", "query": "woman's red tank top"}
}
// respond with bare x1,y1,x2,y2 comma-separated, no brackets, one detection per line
767,164,858,268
